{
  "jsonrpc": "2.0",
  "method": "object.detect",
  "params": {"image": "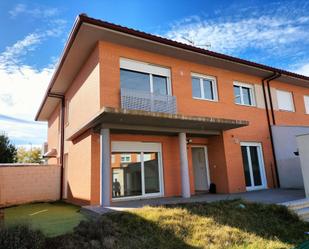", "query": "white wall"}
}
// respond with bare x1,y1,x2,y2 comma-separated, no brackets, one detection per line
272,126,309,189
296,134,309,198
